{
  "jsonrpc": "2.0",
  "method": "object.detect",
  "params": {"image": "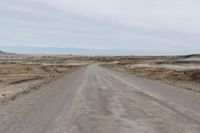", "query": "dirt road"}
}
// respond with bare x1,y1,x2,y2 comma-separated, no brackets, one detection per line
0,64,200,133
